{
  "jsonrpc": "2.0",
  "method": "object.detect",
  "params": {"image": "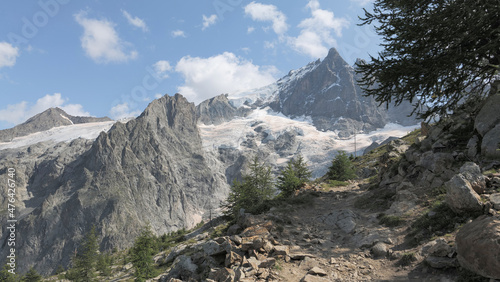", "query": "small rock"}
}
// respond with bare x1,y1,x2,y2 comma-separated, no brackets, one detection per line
272,245,289,257
259,258,276,269
244,257,260,270
230,235,242,245
290,253,316,260
240,225,270,237
307,267,327,276
490,193,500,210
300,274,330,282
428,239,453,257
225,251,242,267
227,224,242,236
371,242,389,258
